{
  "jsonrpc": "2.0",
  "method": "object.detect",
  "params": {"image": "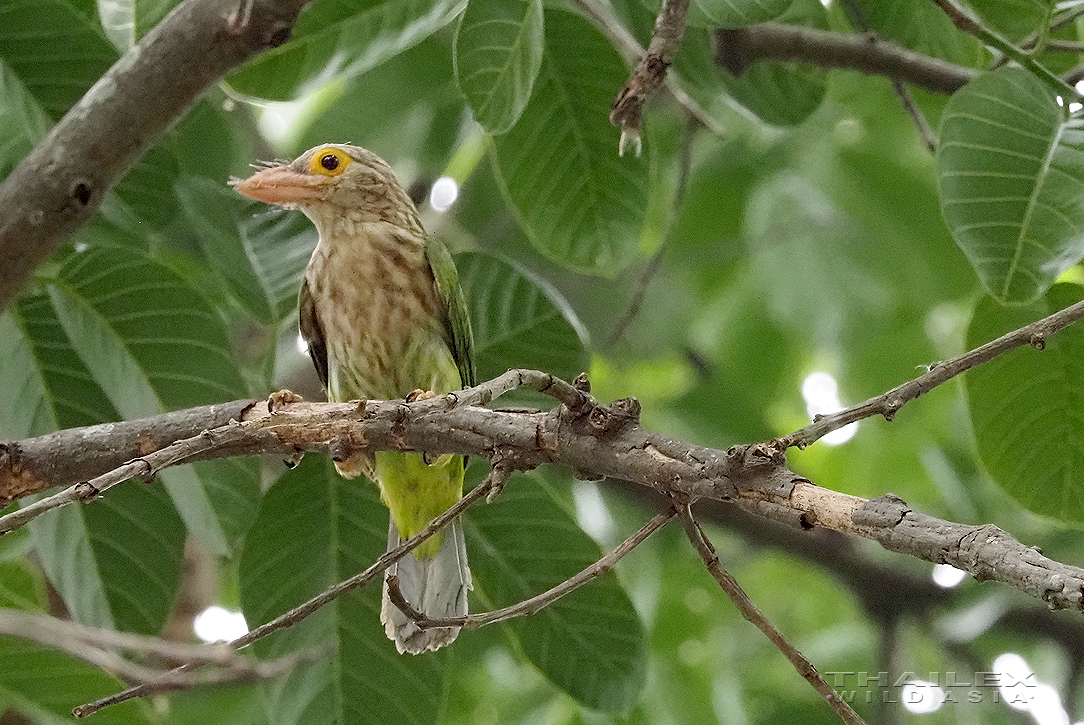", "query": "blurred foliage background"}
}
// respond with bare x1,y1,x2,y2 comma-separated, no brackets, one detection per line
2,0,1084,723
